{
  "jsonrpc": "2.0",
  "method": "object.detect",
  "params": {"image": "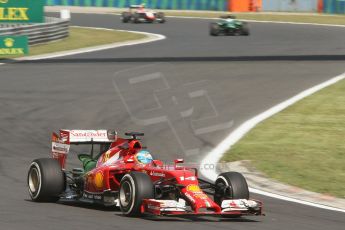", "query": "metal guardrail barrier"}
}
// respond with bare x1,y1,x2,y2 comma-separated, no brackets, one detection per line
0,17,70,46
